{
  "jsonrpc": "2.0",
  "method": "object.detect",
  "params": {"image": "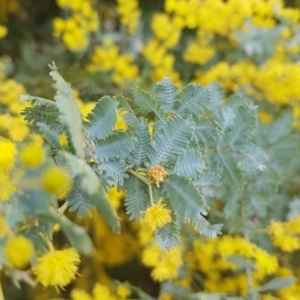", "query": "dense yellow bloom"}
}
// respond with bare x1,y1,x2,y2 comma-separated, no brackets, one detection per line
20,143,45,168
32,248,80,287
0,25,7,38
0,139,16,170
54,0,99,51
142,243,183,282
71,289,93,300
108,186,125,209
42,166,72,195
143,200,172,232
268,218,300,252
5,235,34,269
116,0,141,35
0,79,26,107
116,285,131,299
93,283,115,300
